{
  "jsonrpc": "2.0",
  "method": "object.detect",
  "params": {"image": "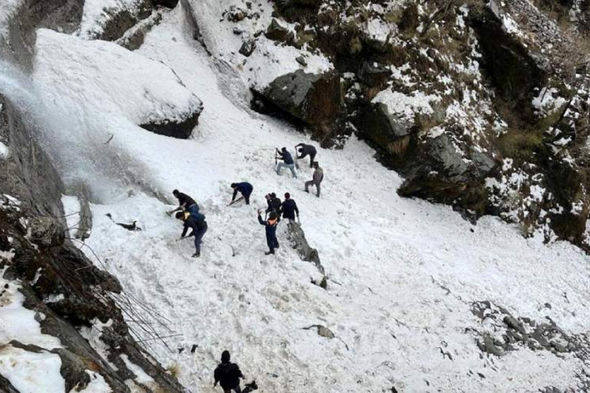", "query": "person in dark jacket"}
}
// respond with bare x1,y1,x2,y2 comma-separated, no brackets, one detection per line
280,193,299,223
214,350,244,393
257,209,279,255
230,182,253,205
295,143,317,168
275,147,297,178
265,192,281,217
305,161,324,197
176,211,208,257
170,189,199,216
